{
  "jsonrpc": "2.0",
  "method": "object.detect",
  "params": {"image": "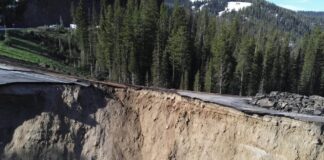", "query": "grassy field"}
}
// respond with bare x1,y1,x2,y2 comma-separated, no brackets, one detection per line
10,37,49,54
0,29,83,75
0,42,73,73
